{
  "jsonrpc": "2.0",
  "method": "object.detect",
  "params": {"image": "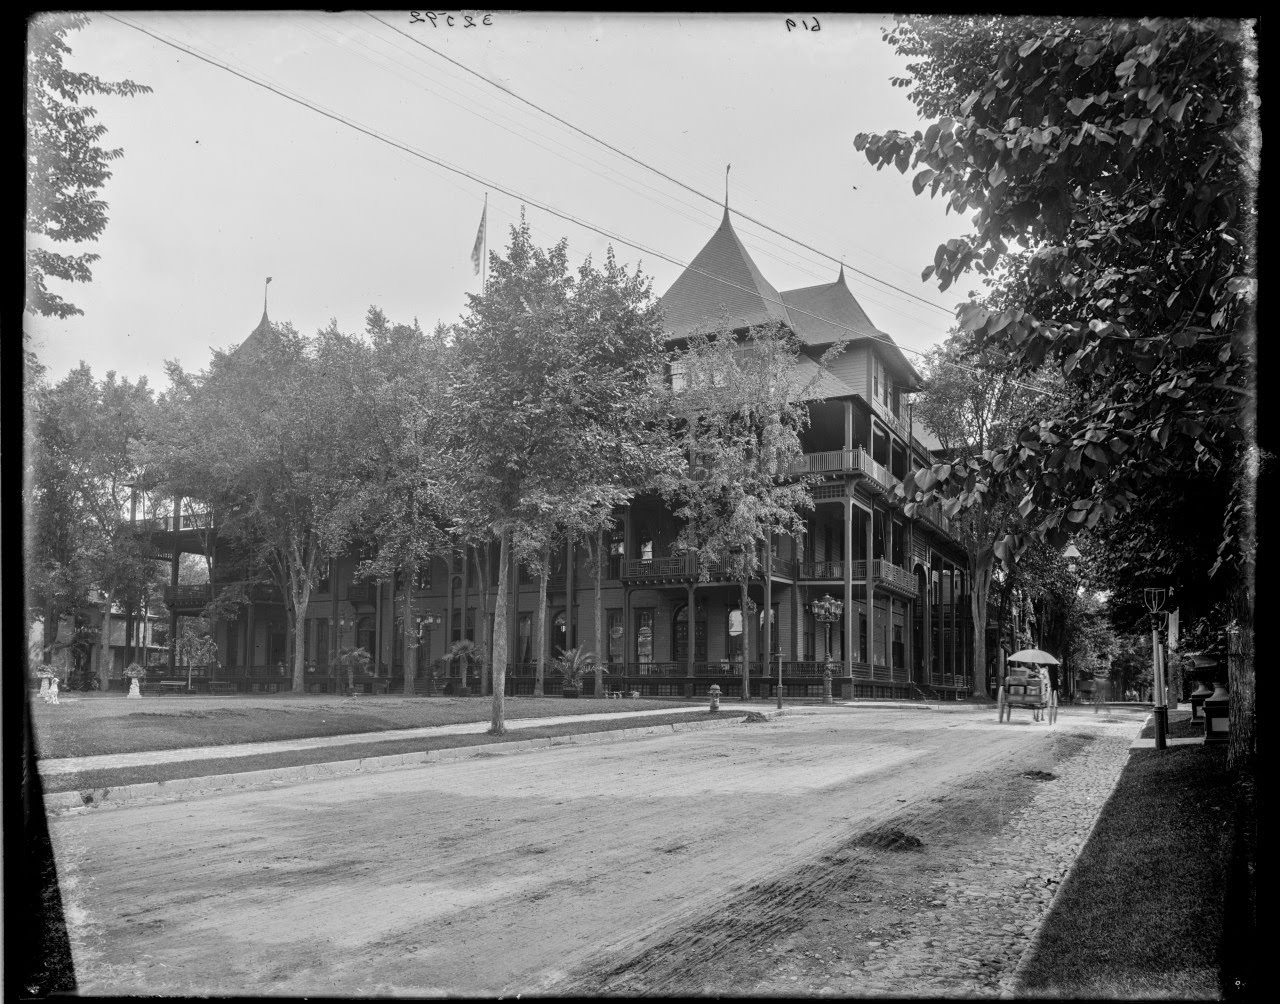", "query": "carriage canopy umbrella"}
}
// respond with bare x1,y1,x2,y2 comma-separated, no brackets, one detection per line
1008,648,1061,665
